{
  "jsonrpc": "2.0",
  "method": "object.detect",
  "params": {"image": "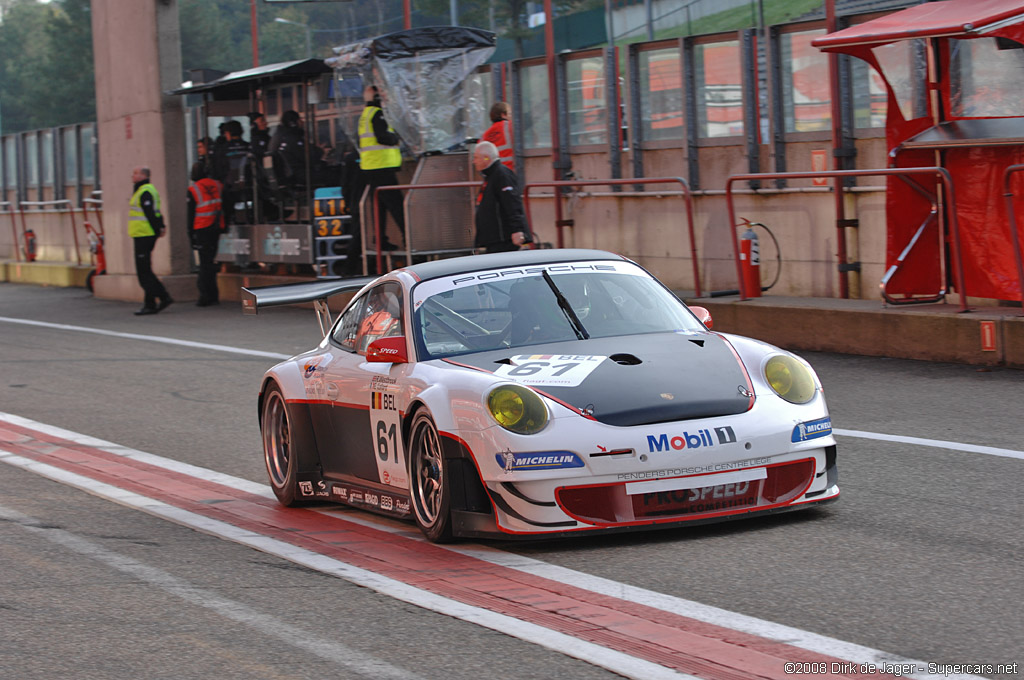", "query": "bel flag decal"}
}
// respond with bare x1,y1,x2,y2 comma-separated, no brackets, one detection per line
497,451,585,474
792,416,832,442
369,385,407,489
